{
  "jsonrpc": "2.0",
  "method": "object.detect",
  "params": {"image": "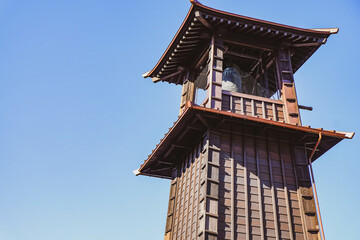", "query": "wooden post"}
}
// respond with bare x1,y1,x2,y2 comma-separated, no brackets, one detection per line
179,71,195,115
164,169,178,240
292,147,321,239
275,46,301,125
197,130,221,240
205,34,224,110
